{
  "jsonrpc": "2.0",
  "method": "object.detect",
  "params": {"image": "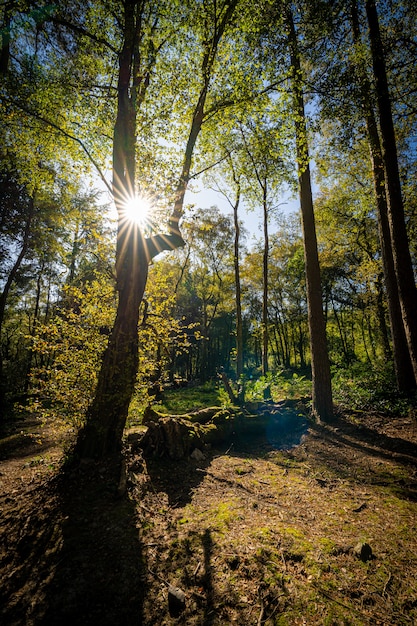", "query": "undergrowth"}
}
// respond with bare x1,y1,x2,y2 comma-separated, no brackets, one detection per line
332,361,417,415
